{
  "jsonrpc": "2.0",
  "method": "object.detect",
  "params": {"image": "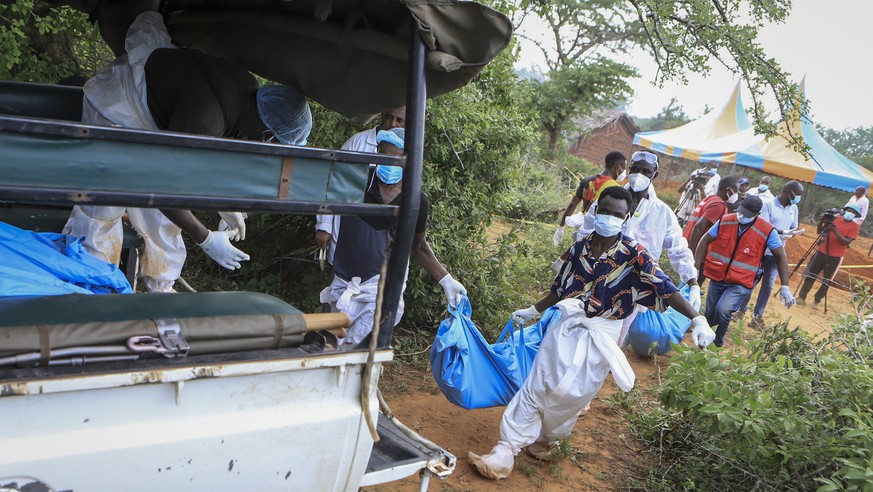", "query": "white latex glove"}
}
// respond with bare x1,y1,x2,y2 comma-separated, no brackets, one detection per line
218,212,247,241
779,285,795,308
552,226,565,246
198,230,251,270
688,284,702,312
690,315,715,348
550,258,565,273
512,305,540,325
439,274,467,308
